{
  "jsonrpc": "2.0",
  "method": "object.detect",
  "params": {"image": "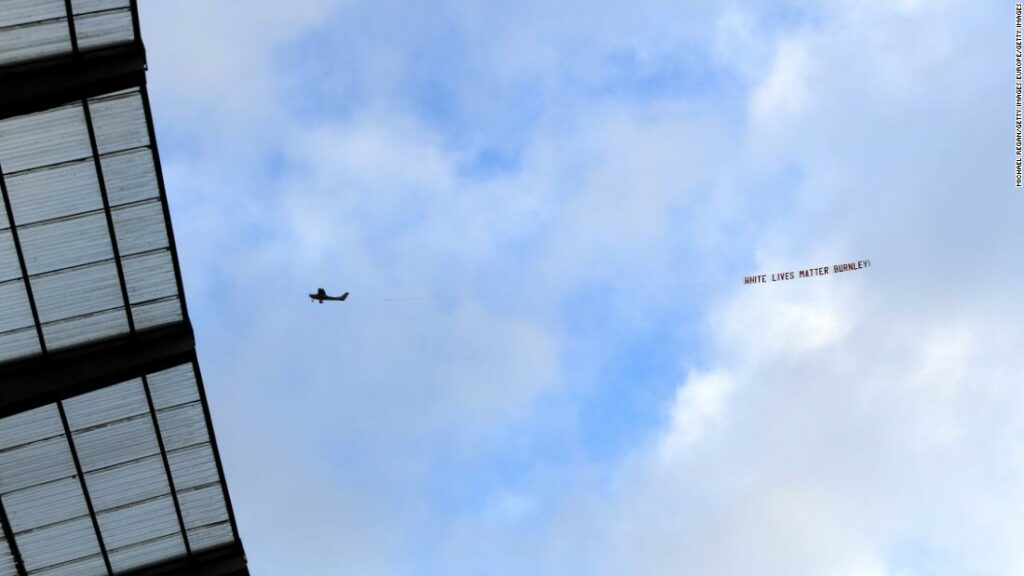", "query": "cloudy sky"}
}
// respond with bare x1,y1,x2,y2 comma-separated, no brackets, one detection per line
138,1,1022,574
